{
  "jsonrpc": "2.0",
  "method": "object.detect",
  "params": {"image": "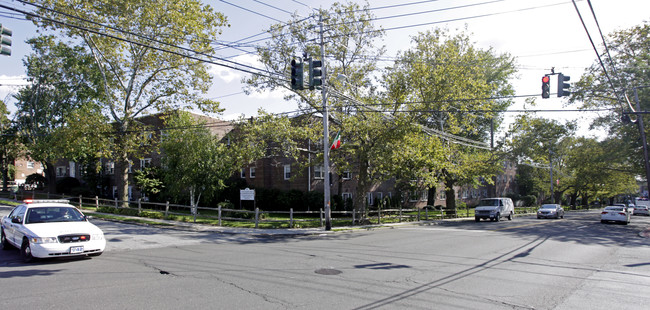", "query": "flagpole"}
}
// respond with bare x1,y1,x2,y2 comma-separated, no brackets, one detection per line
319,12,332,231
